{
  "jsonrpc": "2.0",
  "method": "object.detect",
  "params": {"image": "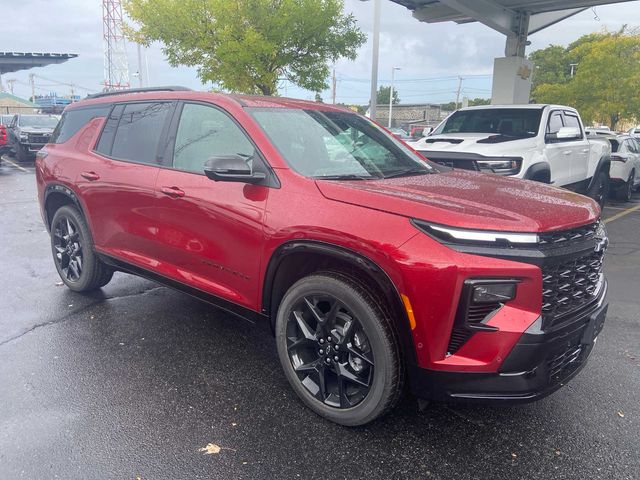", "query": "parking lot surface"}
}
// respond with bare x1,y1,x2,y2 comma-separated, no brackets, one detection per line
1,157,639,480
